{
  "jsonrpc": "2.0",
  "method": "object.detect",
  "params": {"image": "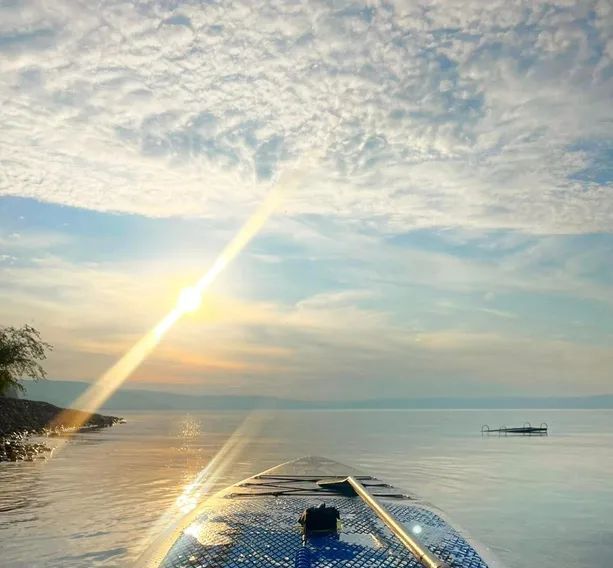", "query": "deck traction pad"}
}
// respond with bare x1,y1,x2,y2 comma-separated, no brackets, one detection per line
160,496,489,568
